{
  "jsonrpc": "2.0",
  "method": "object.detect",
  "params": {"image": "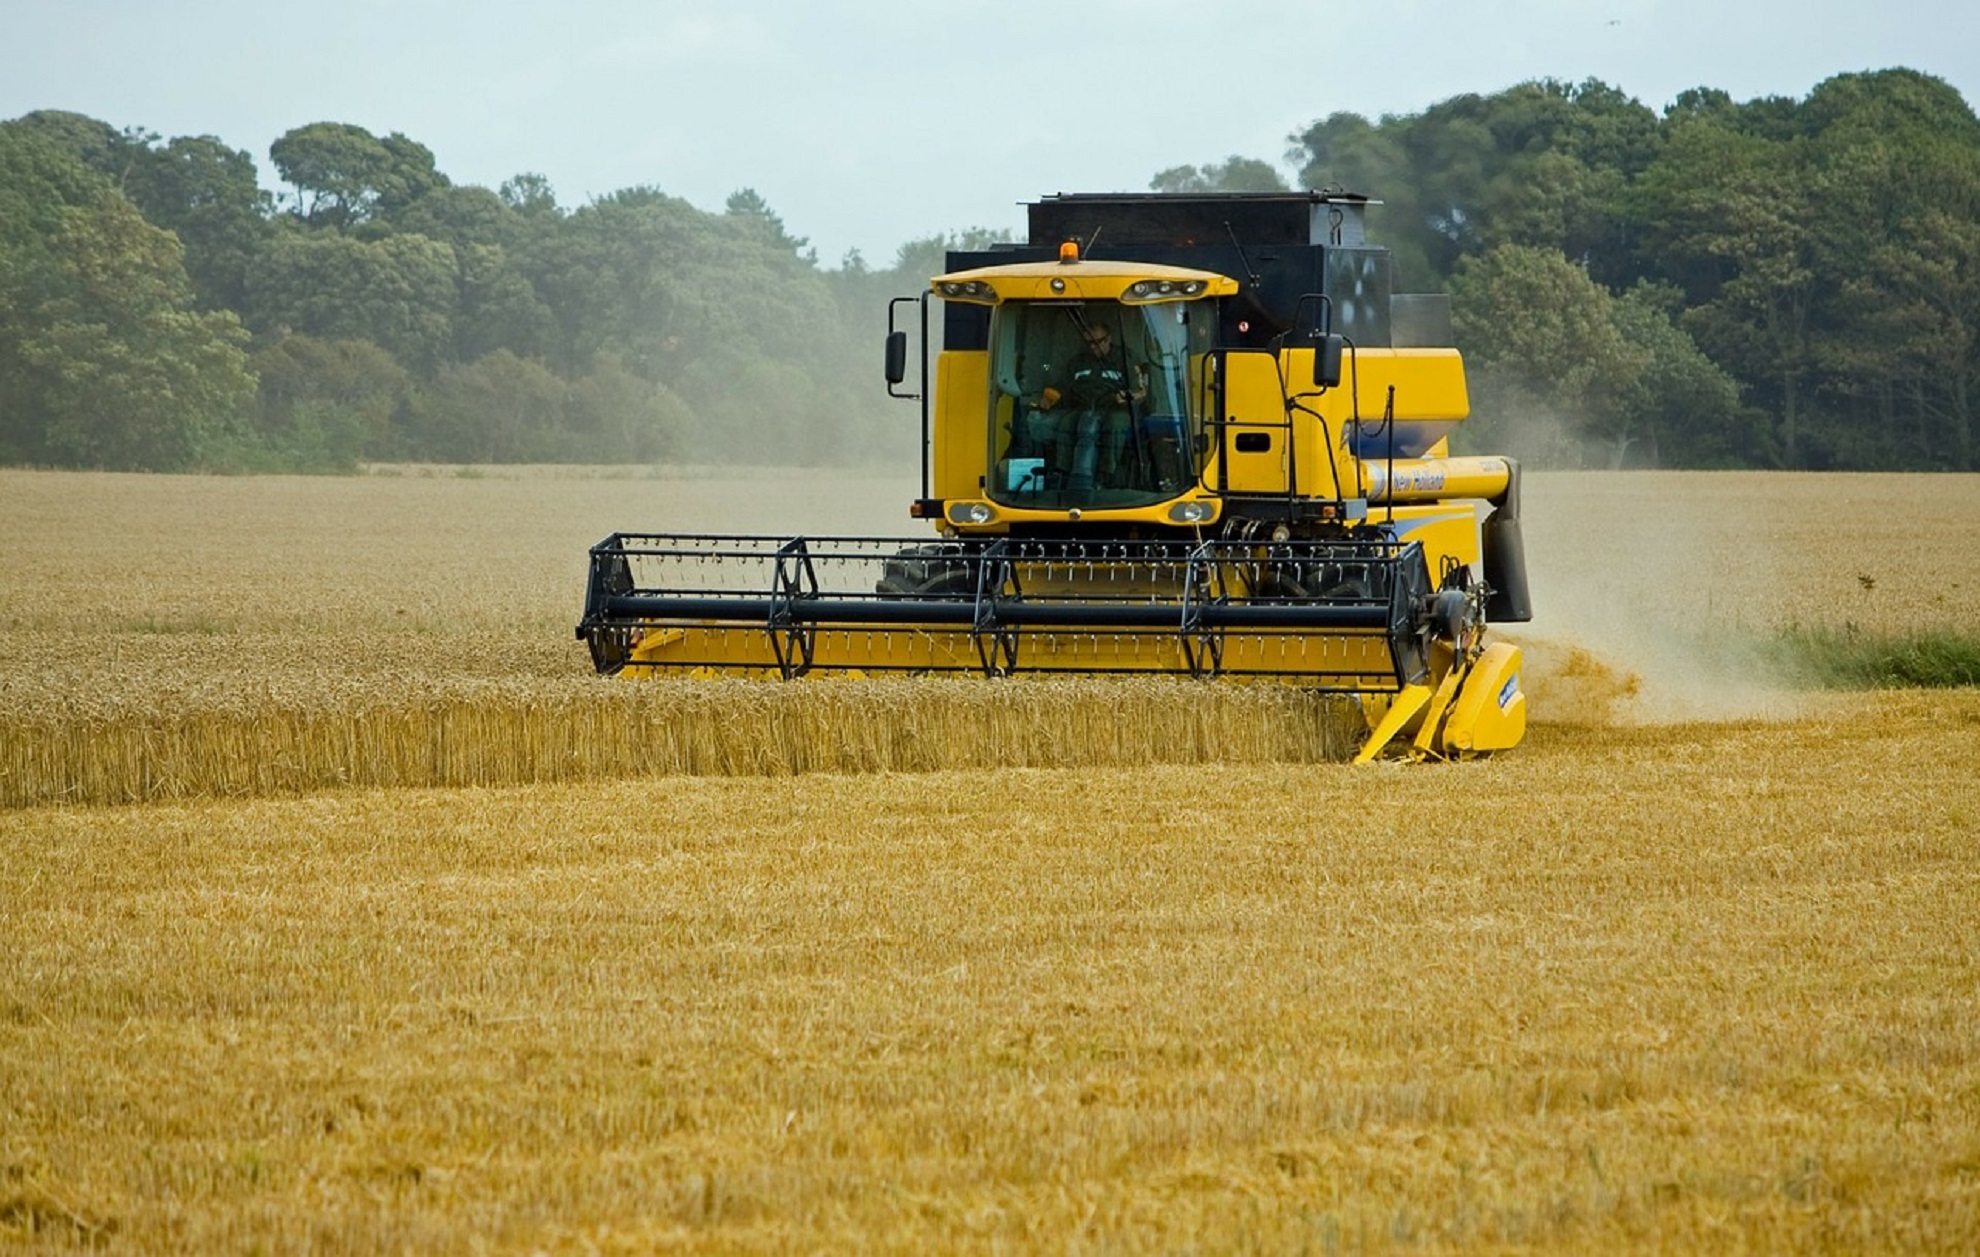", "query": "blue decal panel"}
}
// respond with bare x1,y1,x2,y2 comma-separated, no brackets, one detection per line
1349,420,1459,460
